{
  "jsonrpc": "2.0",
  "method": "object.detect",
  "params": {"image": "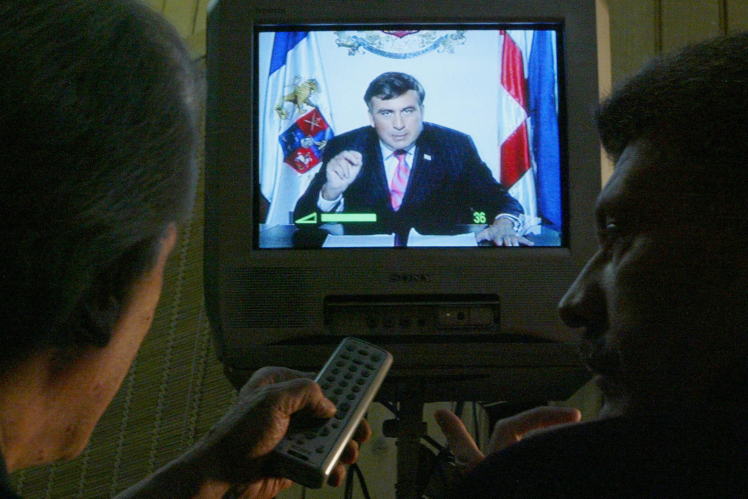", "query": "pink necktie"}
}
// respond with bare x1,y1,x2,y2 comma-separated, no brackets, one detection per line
390,150,409,211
